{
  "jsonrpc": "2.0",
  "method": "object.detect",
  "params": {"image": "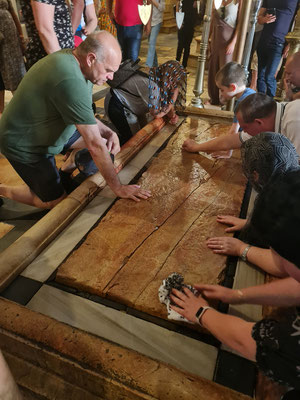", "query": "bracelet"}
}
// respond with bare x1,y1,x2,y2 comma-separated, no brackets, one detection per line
195,306,213,327
240,245,251,262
